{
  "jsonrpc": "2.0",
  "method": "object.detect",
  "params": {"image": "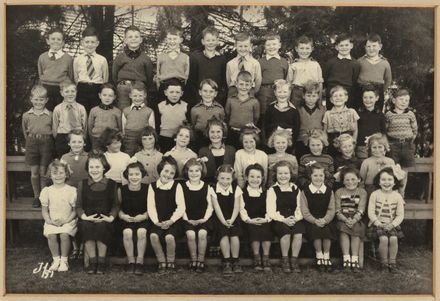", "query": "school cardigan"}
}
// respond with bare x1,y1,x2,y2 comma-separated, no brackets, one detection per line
368,190,404,227
198,145,236,181
38,51,74,85
323,56,360,88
